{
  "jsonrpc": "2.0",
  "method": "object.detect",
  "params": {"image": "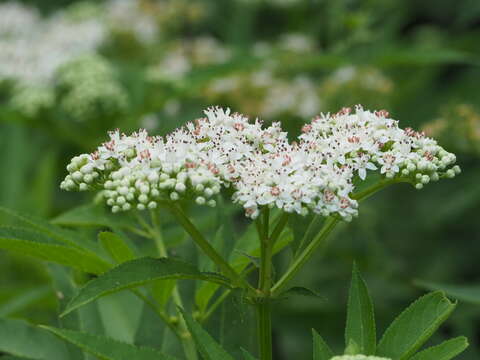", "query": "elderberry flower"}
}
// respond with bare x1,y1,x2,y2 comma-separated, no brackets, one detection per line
61,106,458,221
56,55,128,120
330,356,391,360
